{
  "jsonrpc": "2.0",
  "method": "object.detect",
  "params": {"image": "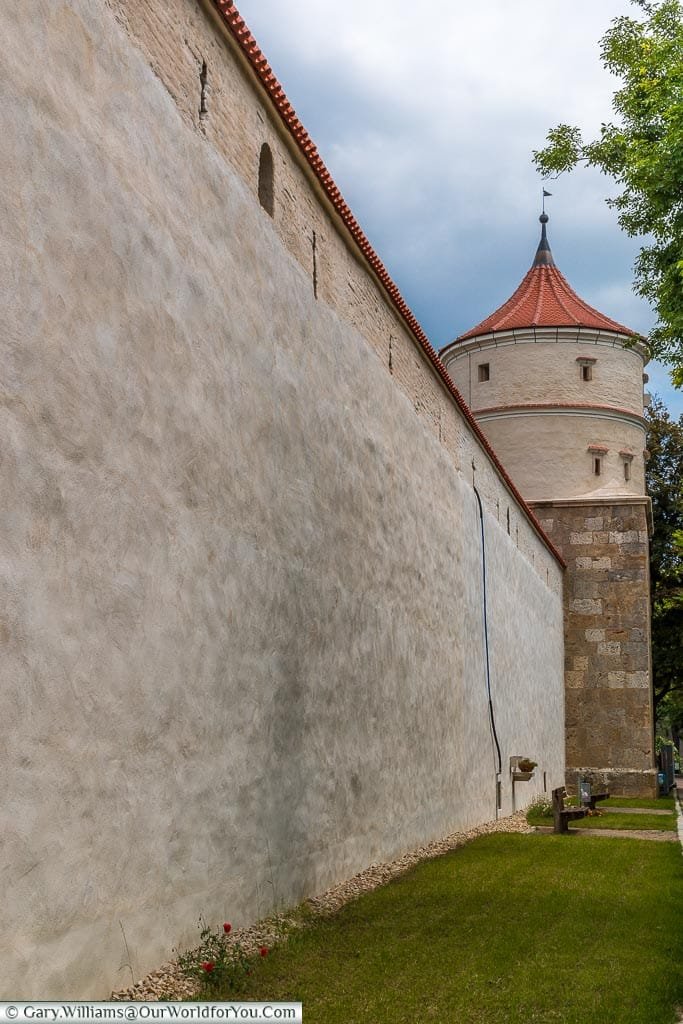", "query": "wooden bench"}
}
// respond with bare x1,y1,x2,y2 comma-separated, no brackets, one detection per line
587,790,609,811
552,786,587,834
578,780,610,812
